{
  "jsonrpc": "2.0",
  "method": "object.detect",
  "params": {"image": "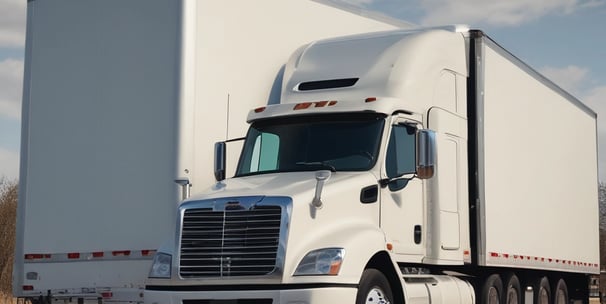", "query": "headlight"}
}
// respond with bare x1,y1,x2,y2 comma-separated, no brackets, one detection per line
148,252,172,278
294,248,344,276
